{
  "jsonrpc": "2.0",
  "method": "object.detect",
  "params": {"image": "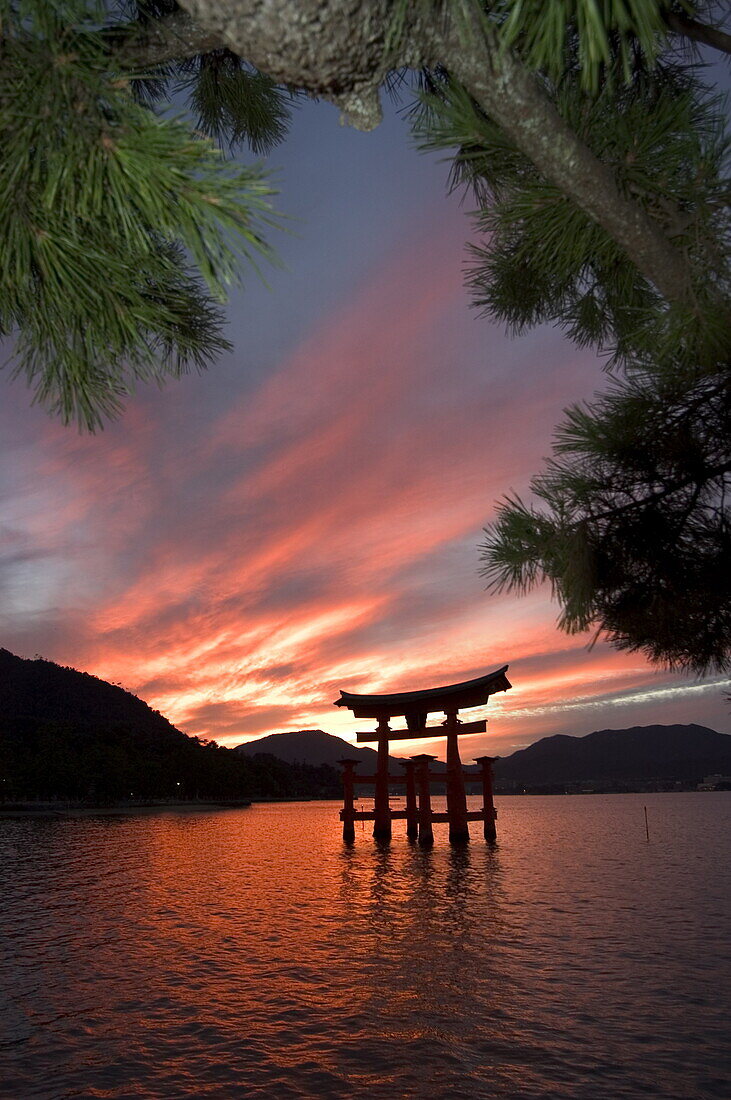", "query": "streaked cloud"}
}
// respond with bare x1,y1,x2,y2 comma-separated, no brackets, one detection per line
1,205,727,755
